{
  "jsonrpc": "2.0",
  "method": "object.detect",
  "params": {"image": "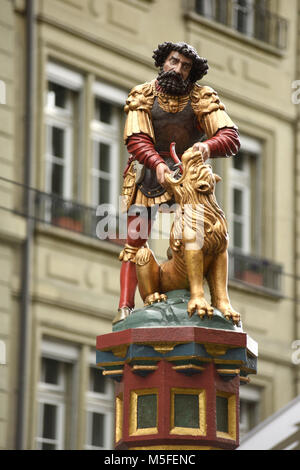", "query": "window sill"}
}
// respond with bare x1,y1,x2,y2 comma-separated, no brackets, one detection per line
228,278,283,301
35,222,123,256
184,12,286,58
